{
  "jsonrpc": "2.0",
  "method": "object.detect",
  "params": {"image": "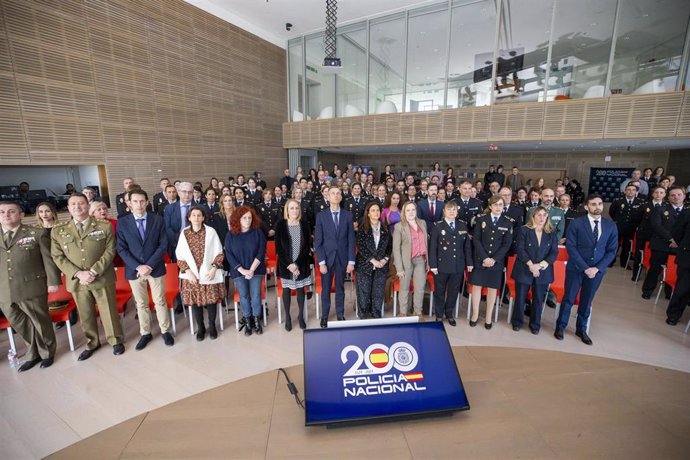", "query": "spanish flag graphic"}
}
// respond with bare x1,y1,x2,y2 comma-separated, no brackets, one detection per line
403,372,424,381
369,348,389,368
